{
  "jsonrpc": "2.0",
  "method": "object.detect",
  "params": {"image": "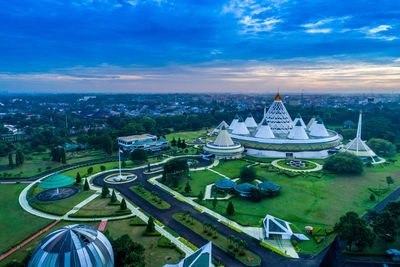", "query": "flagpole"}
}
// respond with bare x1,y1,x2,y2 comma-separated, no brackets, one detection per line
119,148,122,177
